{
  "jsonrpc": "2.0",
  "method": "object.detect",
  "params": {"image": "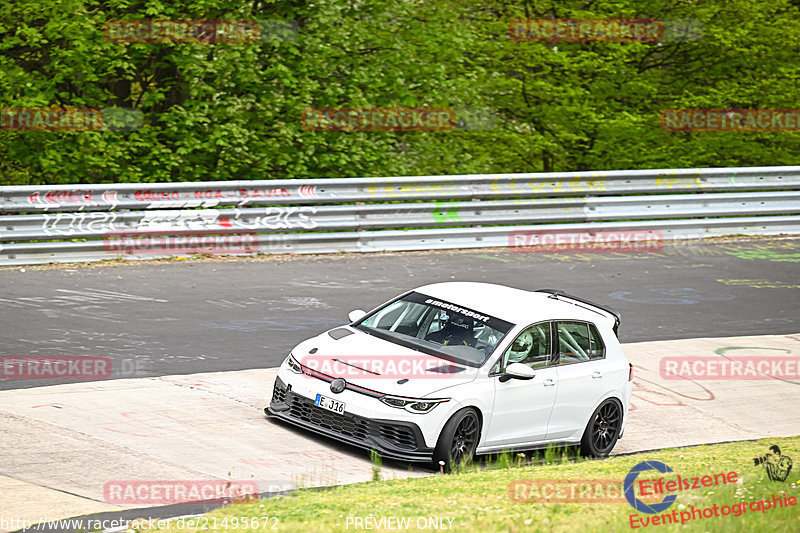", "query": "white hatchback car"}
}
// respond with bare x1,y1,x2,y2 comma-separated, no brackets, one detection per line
267,282,632,469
